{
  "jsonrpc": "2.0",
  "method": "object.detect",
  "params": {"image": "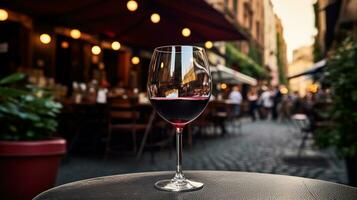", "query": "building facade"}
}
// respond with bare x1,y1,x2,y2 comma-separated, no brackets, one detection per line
288,45,314,96
208,0,265,67
275,14,288,85
263,0,278,85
